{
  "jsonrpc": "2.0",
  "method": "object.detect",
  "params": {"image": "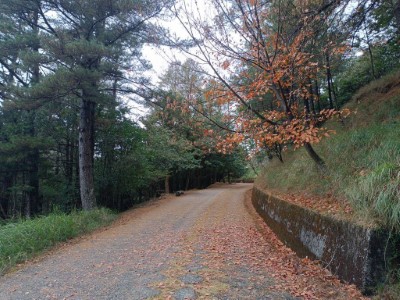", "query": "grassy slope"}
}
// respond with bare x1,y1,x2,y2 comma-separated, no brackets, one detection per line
256,71,400,229
0,208,116,274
